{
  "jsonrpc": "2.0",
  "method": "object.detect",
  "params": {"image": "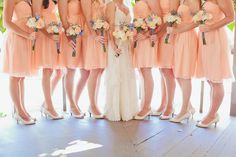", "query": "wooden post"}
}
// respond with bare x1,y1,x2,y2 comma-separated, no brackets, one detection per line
200,81,204,113
62,77,67,112
230,6,236,116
